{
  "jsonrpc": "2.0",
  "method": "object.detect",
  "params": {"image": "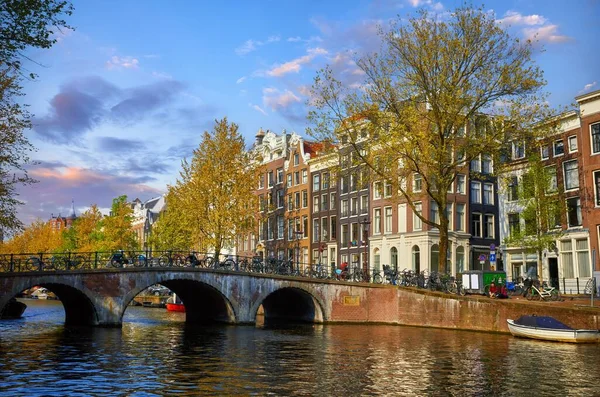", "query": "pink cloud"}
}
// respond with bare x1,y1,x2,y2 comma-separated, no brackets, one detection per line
267,48,328,77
